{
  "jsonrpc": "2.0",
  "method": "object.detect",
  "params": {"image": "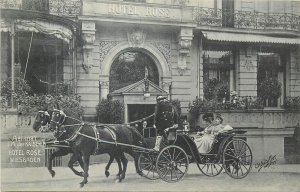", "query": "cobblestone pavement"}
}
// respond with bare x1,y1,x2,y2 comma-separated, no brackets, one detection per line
2,162,300,192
